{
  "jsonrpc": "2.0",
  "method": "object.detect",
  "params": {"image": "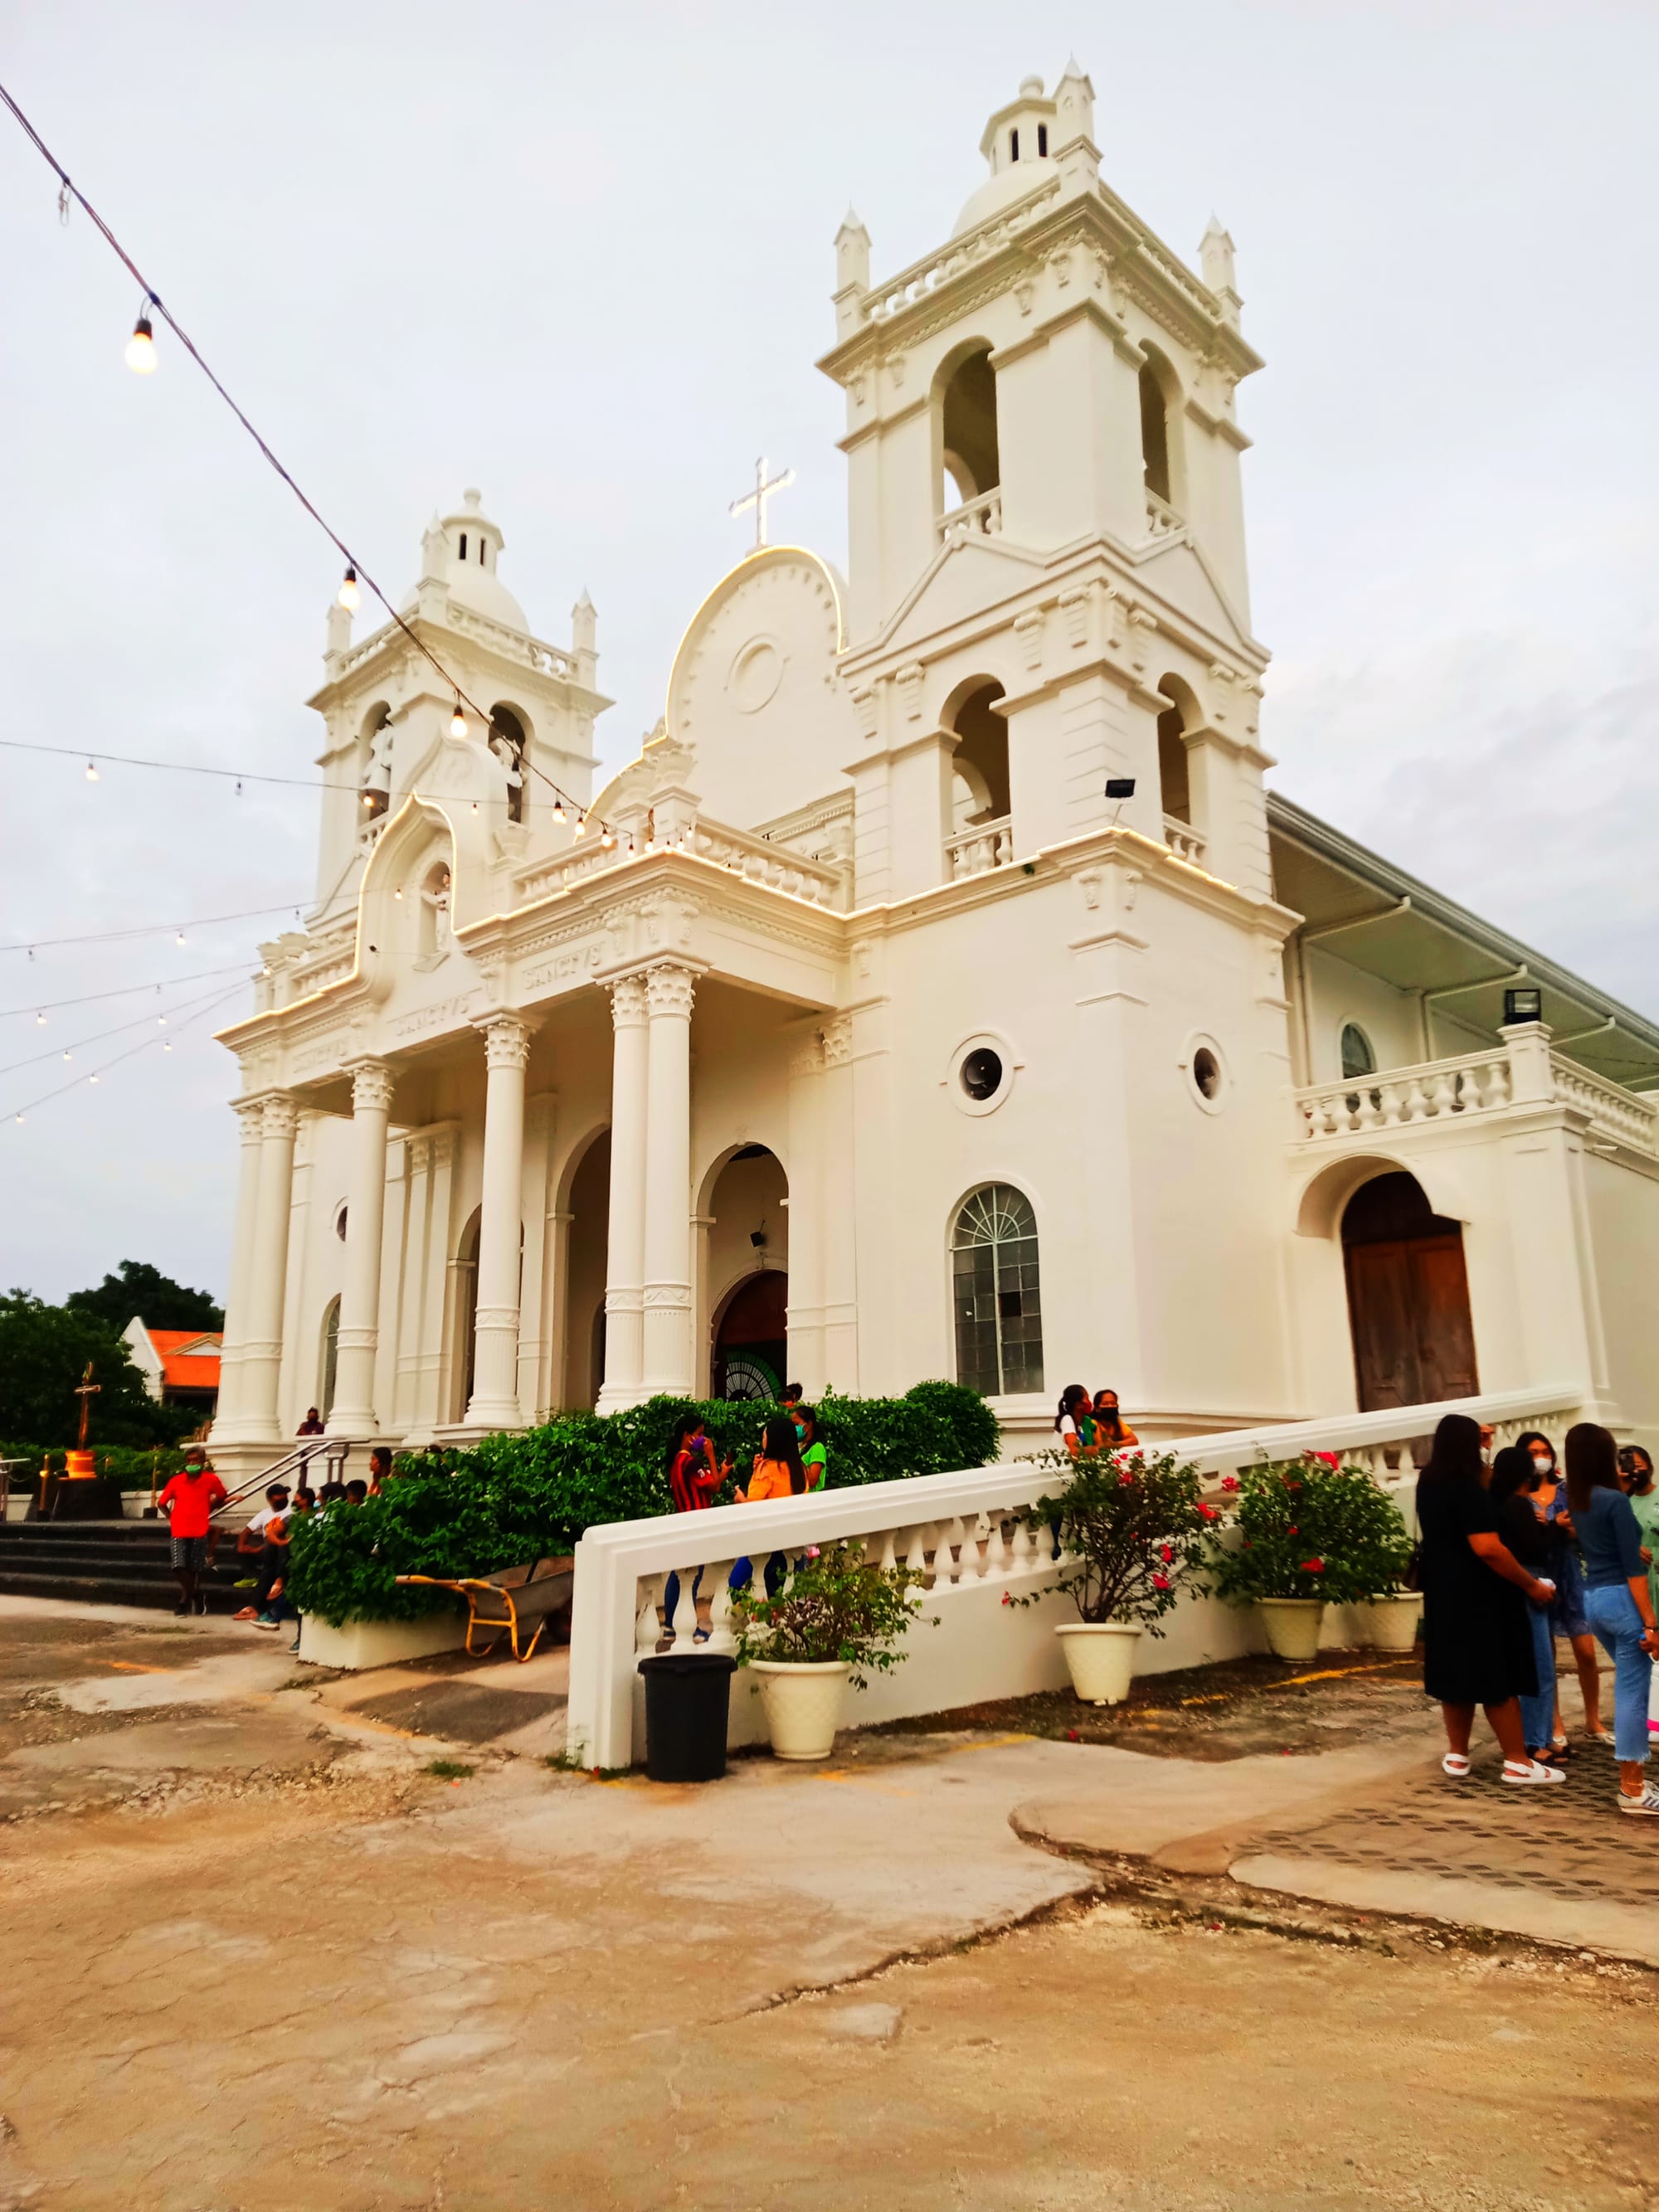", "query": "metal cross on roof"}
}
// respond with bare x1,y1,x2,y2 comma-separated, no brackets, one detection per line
728,455,795,550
